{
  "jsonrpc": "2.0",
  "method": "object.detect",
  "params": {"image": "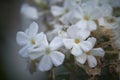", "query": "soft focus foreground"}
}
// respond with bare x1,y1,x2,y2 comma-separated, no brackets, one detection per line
1,0,120,80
